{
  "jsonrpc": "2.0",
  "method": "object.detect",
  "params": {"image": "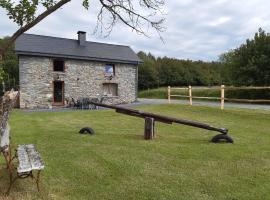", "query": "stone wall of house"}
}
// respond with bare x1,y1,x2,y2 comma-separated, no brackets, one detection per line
19,56,138,109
